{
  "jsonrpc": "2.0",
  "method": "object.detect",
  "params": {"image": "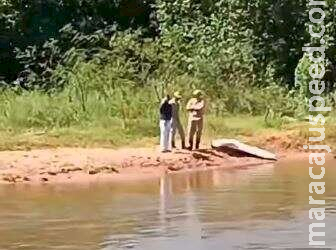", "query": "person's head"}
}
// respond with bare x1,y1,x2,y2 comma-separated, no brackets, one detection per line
193,89,203,100
163,94,171,103
173,91,182,101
